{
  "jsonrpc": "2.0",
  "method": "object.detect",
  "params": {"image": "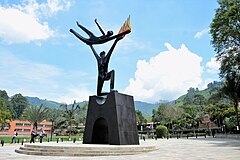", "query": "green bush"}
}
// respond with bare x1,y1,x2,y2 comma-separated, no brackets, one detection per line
156,125,168,138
